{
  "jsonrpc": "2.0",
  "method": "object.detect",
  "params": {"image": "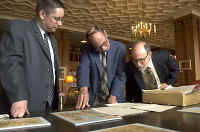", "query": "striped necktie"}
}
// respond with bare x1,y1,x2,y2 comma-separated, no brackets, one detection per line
100,52,109,101
43,33,55,106
144,67,158,89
